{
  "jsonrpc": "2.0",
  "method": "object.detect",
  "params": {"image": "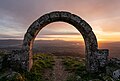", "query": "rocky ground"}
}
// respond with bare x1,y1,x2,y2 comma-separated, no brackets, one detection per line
0,50,120,81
